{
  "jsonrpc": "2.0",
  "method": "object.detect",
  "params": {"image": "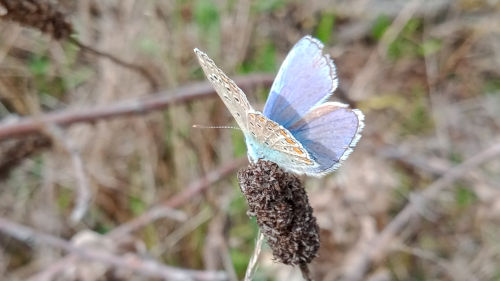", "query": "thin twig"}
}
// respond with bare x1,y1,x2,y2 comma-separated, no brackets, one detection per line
0,74,274,140
0,217,228,281
68,37,159,91
341,142,500,281
244,230,265,281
